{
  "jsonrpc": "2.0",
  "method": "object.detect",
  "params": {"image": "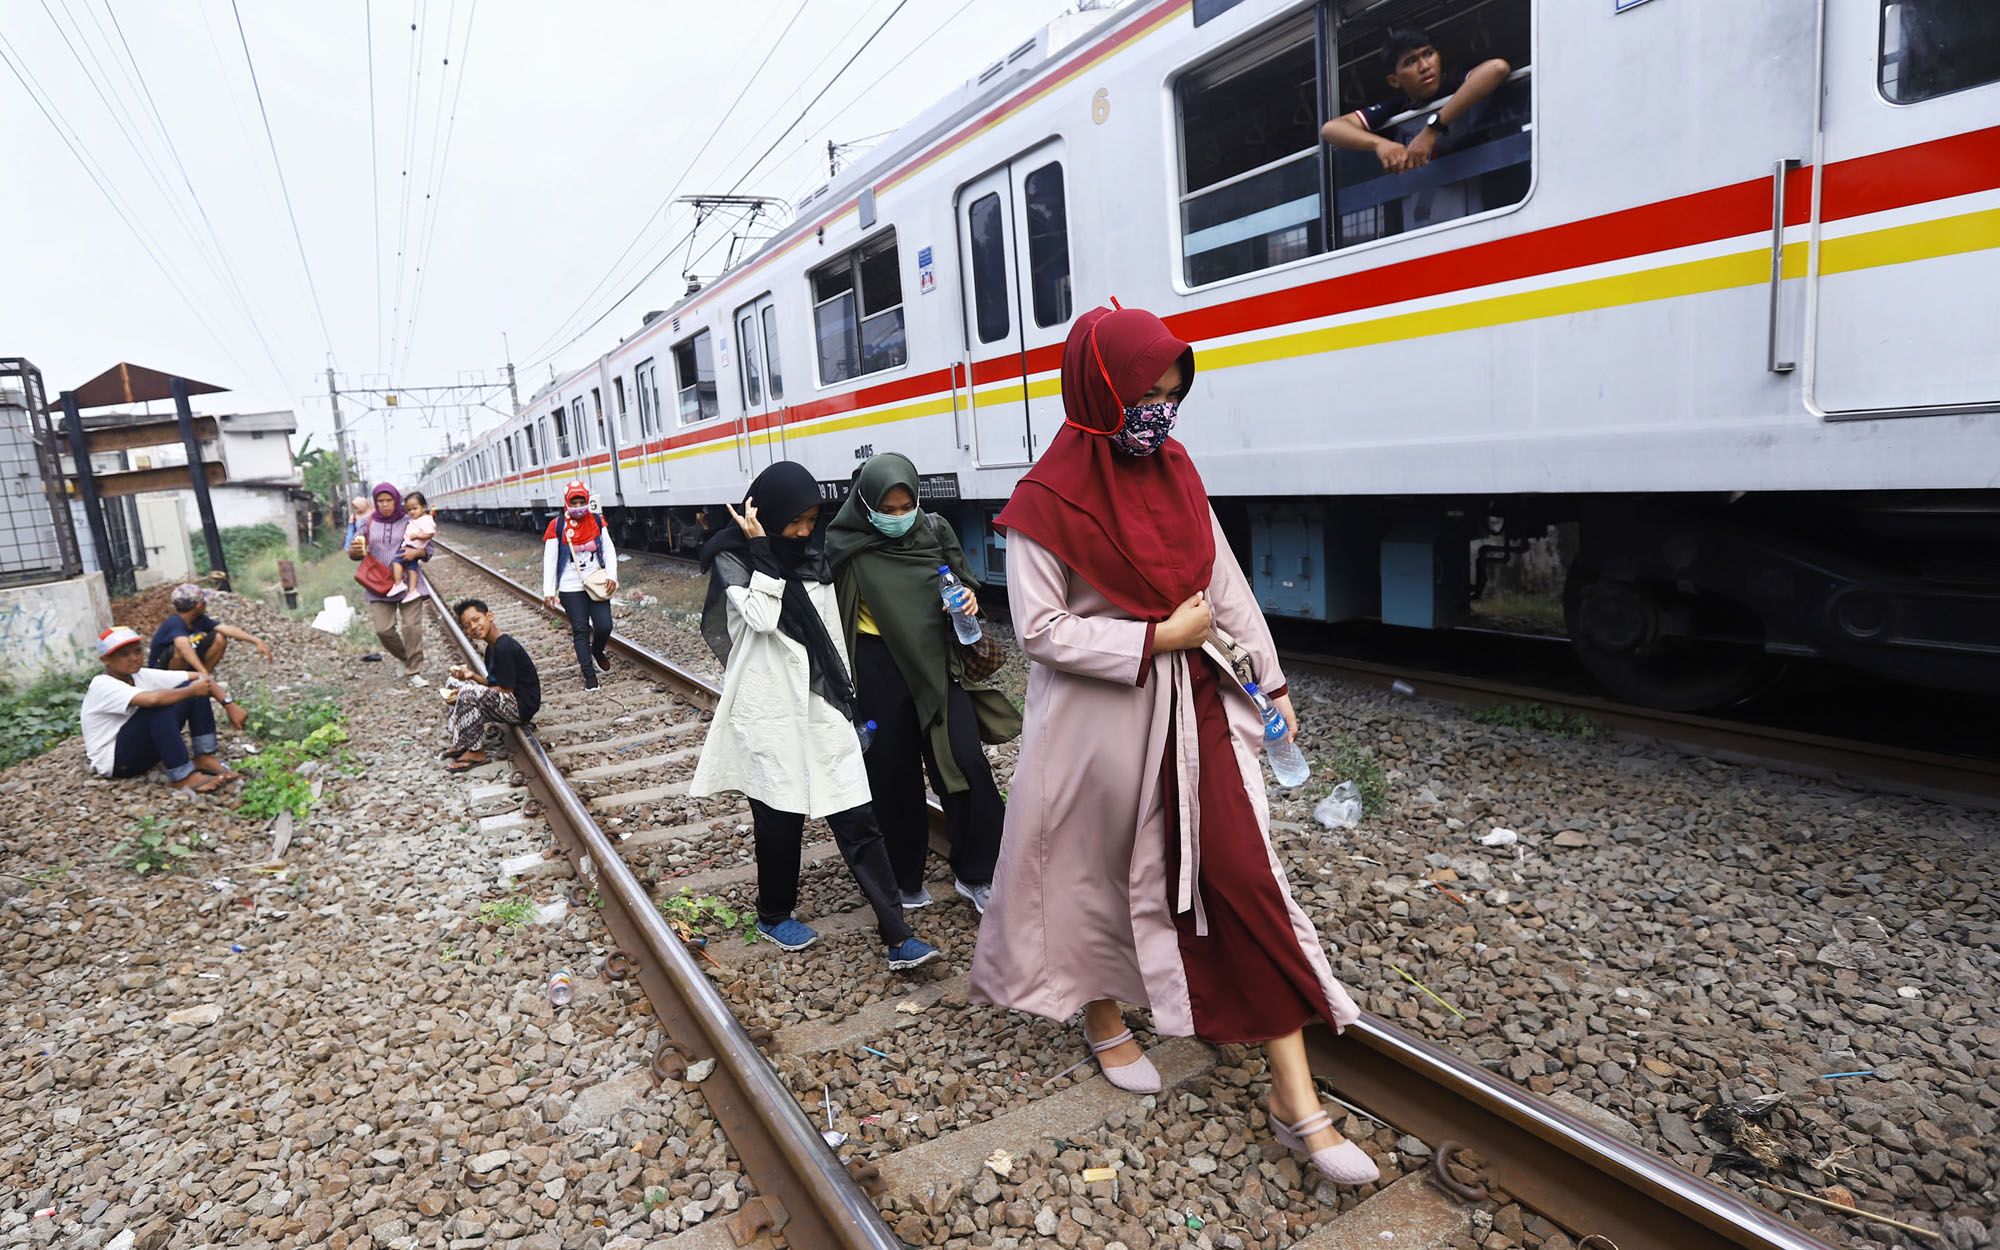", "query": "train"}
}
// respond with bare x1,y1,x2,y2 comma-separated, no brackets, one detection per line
419,0,2000,710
